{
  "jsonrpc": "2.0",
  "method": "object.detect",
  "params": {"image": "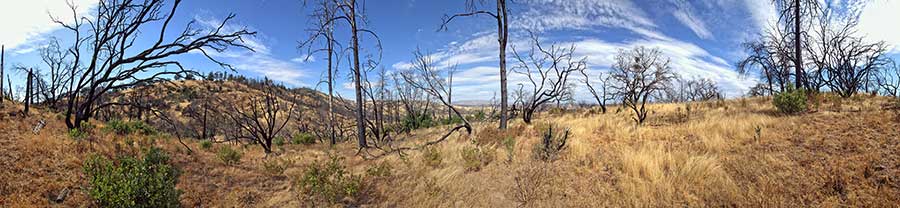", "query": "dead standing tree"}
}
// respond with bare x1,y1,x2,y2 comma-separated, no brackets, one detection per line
35,38,73,109
807,9,887,98
773,0,820,90
440,0,510,129
580,70,614,114
52,0,255,129
400,49,472,144
221,82,297,154
327,0,382,149
301,0,342,145
510,32,586,124
610,47,675,125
